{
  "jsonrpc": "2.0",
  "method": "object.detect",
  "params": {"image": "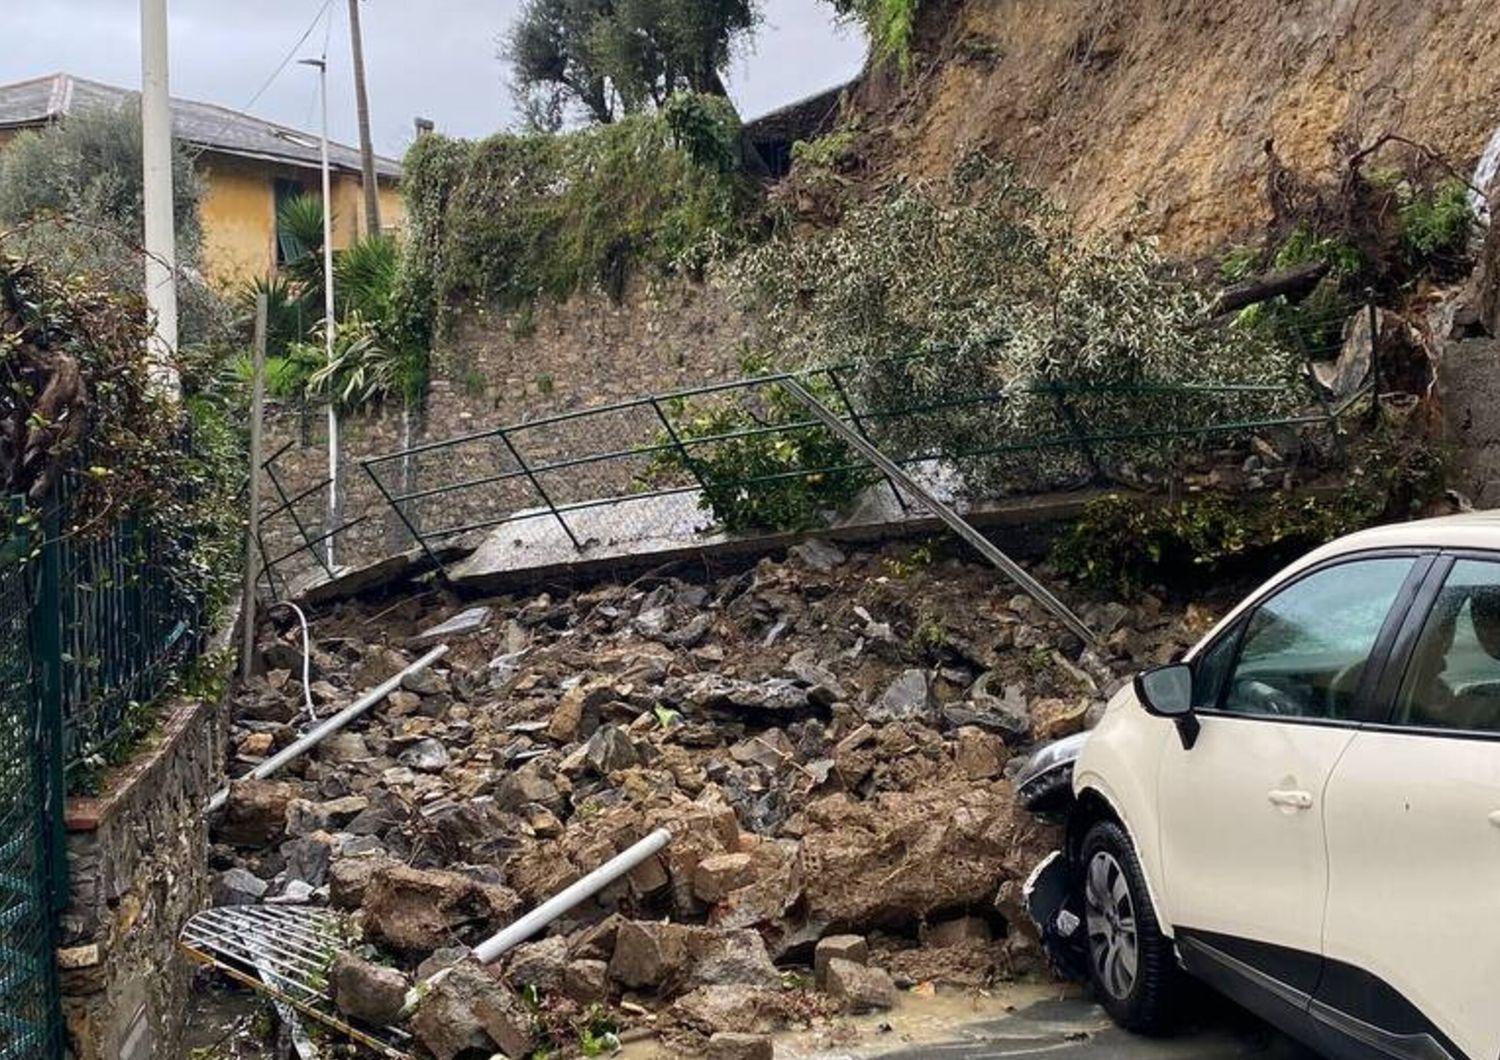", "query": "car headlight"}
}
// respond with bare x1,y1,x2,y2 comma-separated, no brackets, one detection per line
1015,731,1089,813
